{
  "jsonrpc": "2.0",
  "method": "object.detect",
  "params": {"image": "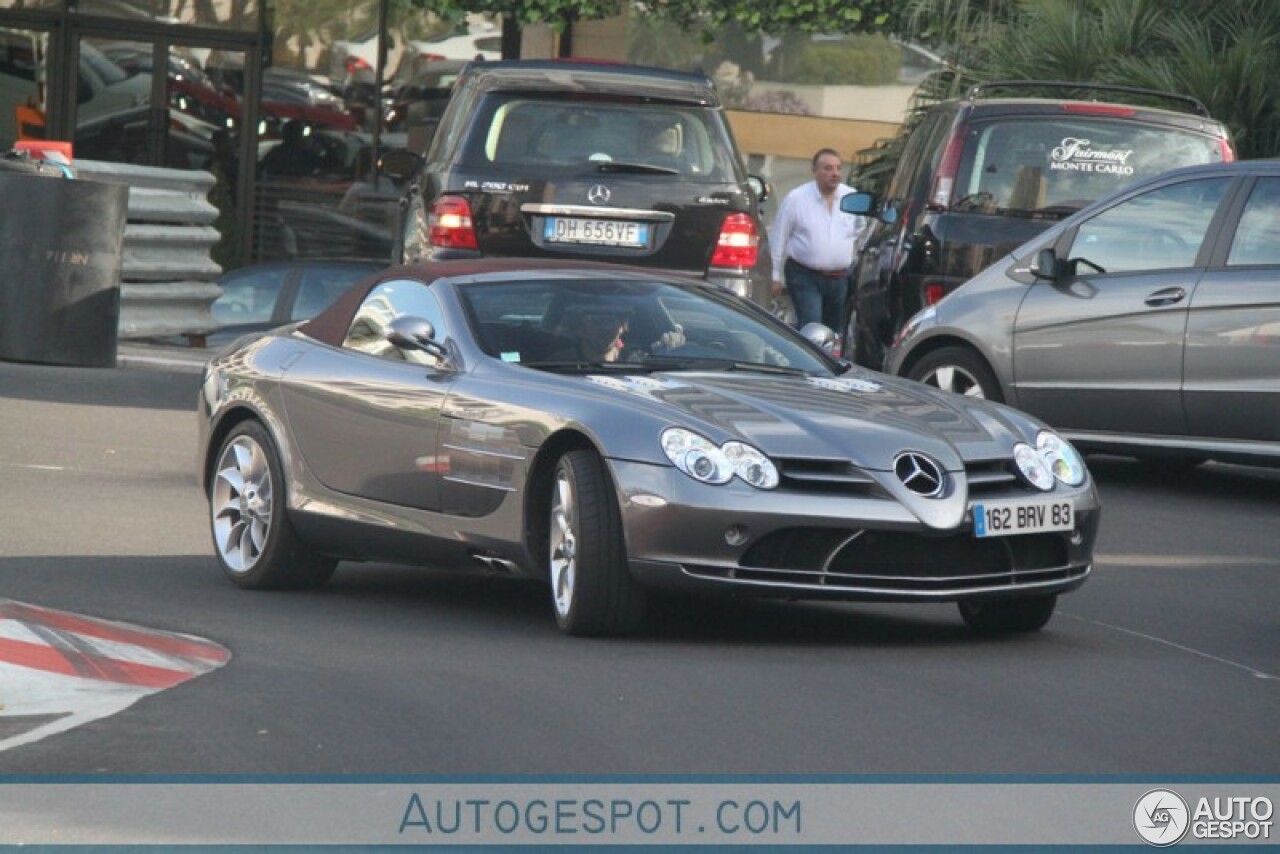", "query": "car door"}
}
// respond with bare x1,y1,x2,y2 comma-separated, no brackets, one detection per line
280,278,455,513
1011,175,1233,434
1183,173,1280,442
